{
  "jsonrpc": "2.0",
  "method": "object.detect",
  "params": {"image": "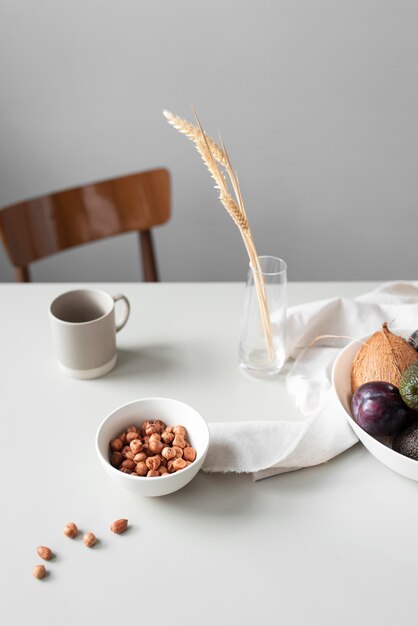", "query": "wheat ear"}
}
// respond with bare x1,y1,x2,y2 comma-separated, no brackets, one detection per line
164,109,274,360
